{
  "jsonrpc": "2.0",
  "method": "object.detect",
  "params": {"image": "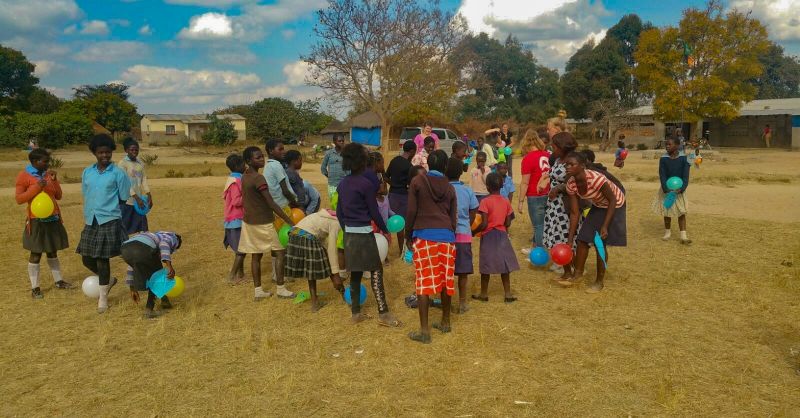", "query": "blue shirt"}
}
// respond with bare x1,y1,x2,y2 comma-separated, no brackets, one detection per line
321,148,348,187
450,181,479,235
264,159,295,209
500,175,515,200
81,163,131,225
